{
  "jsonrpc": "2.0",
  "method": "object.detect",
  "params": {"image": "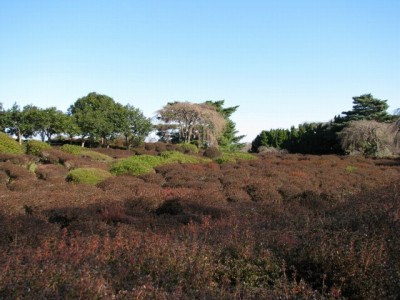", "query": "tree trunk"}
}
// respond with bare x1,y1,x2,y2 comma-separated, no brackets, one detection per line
18,128,22,145
125,135,130,150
